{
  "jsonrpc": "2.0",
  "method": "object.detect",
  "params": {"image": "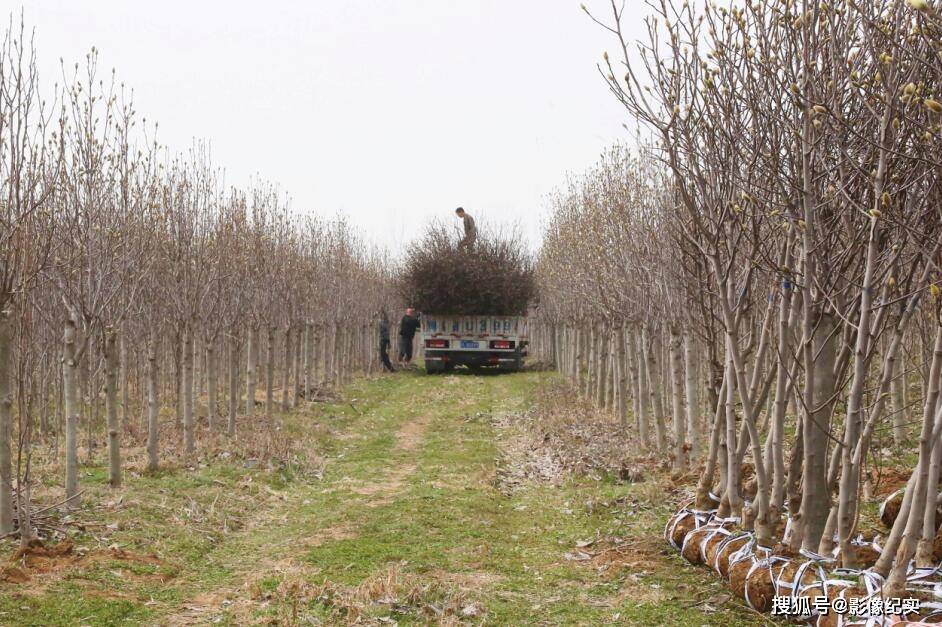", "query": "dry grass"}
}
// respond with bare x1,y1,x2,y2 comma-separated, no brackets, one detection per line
492,380,653,495
270,562,482,626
